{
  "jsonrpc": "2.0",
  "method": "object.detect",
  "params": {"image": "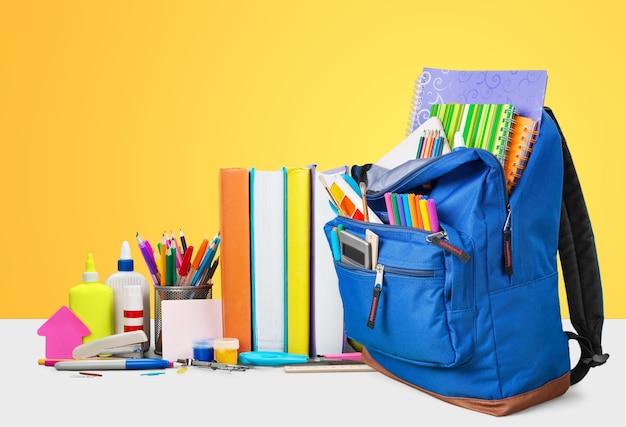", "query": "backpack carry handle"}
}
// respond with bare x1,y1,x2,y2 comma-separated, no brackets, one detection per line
544,107,609,385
